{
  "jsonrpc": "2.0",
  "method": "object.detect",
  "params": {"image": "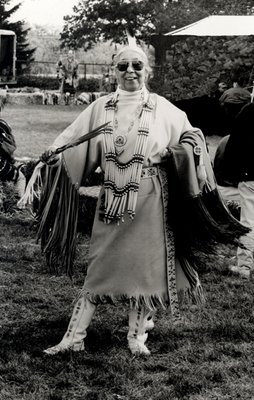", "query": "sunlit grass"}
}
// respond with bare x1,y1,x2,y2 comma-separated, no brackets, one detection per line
0,104,85,159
